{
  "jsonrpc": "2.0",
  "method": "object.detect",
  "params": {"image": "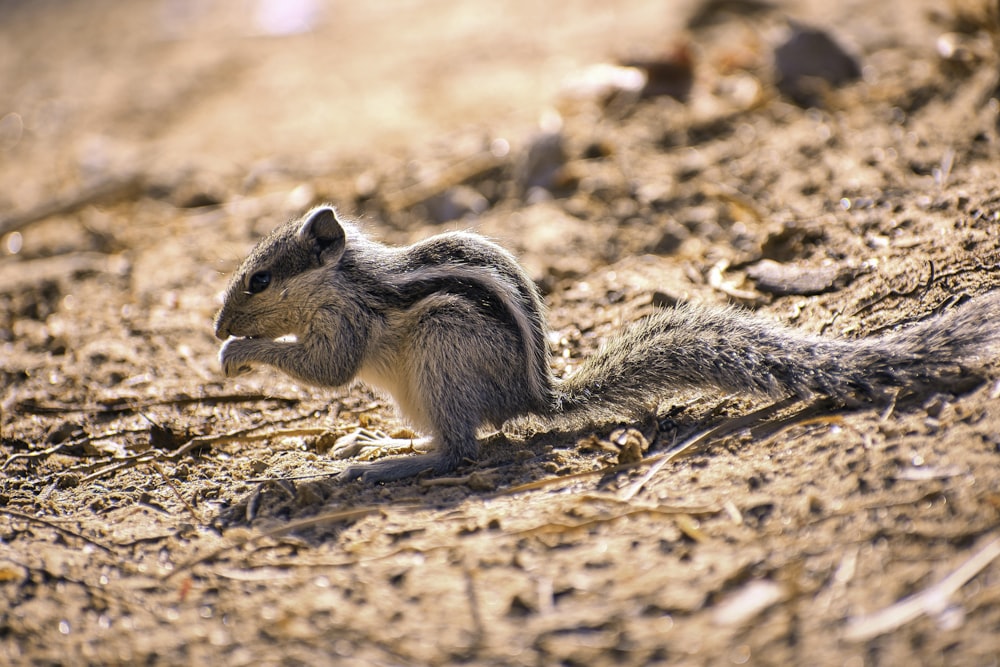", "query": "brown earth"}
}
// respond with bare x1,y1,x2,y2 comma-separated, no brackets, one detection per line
3,0,1000,665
